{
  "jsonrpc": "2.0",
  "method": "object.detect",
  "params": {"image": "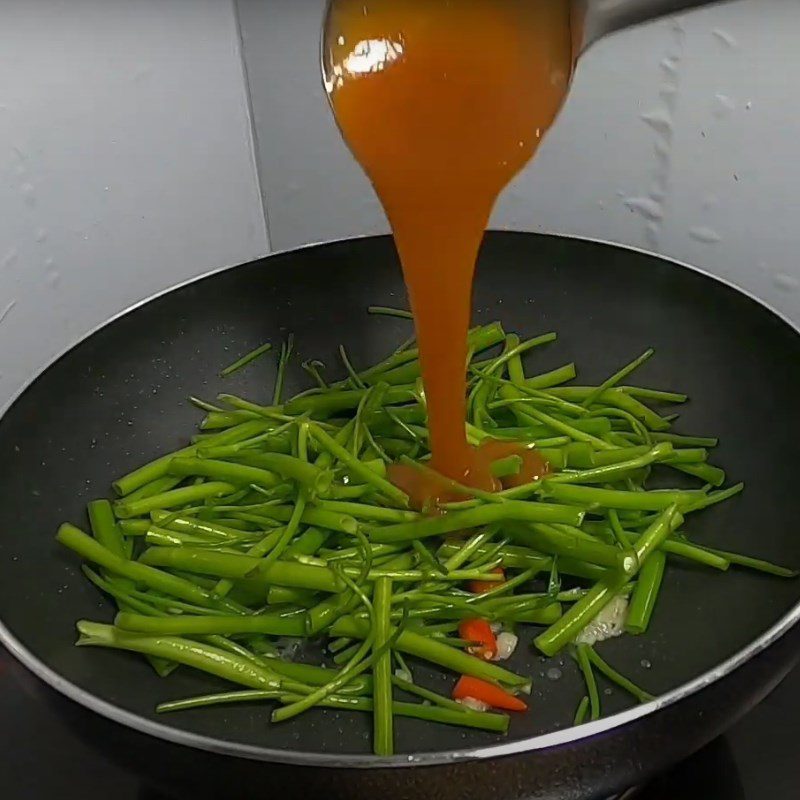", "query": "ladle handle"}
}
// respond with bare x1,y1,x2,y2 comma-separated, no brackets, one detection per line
578,0,725,50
